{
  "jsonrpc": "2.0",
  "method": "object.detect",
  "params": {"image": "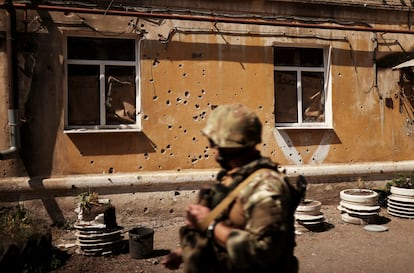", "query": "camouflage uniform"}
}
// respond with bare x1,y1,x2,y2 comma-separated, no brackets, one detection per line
180,104,302,273
200,157,300,273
